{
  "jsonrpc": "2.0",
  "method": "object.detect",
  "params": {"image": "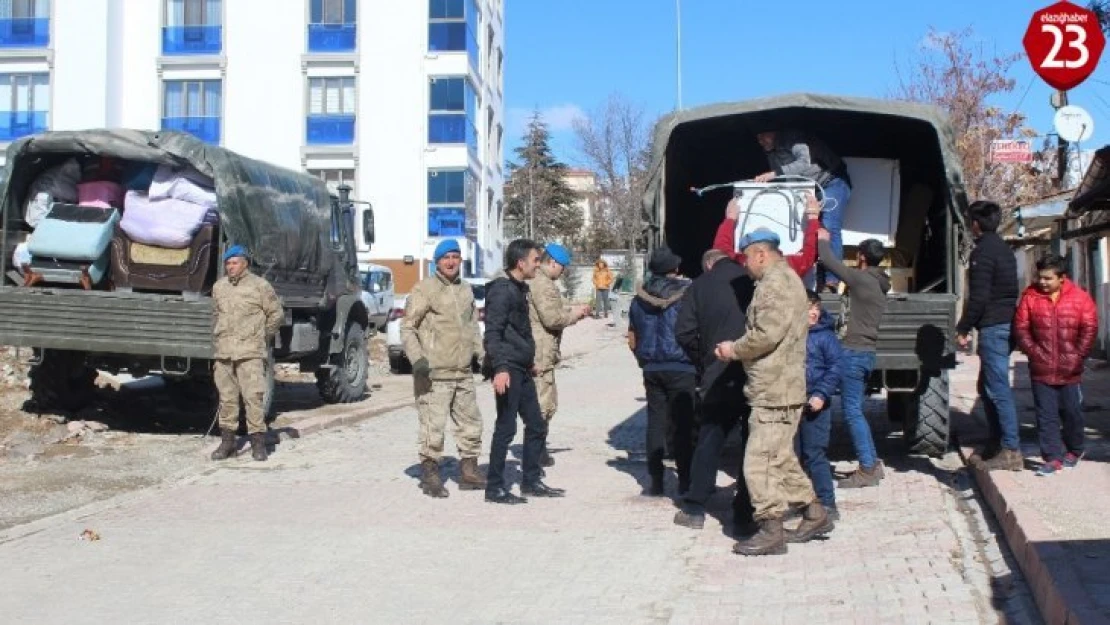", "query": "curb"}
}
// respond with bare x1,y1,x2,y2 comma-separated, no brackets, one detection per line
958,445,1105,625
278,395,413,437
